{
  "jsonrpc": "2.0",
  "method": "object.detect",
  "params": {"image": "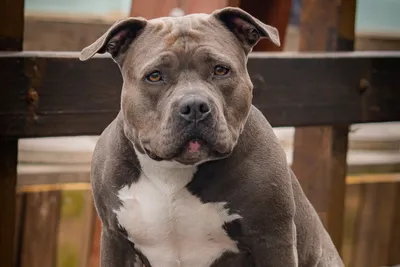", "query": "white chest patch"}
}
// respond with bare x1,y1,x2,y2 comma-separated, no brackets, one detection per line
114,152,241,267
